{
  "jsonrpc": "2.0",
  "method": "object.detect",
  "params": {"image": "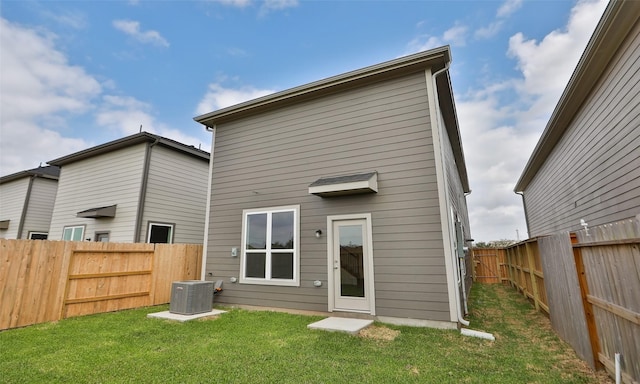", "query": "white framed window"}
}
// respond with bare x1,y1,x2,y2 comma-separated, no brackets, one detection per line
28,232,48,240
147,222,174,244
240,205,300,286
62,225,85,241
